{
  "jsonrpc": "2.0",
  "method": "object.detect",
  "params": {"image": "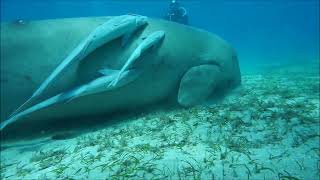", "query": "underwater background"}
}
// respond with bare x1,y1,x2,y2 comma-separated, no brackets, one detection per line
1,0,319,72
0,0,319,179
